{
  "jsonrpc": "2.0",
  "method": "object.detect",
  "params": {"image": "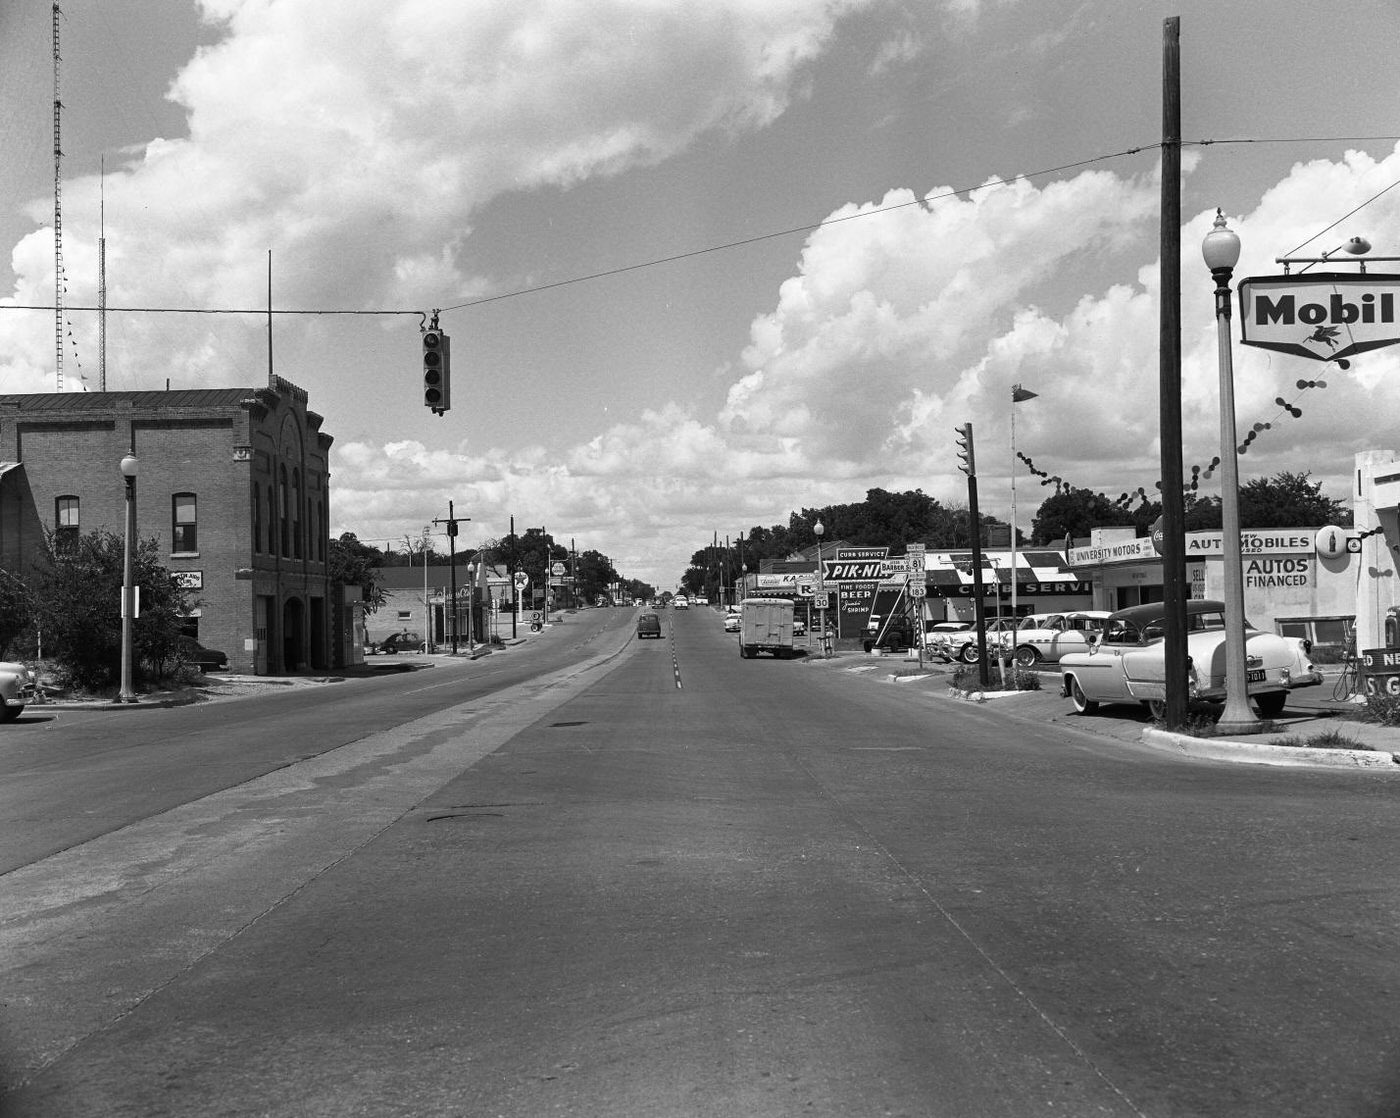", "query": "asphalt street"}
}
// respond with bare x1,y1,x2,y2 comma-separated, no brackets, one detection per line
3,607,1399,1117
